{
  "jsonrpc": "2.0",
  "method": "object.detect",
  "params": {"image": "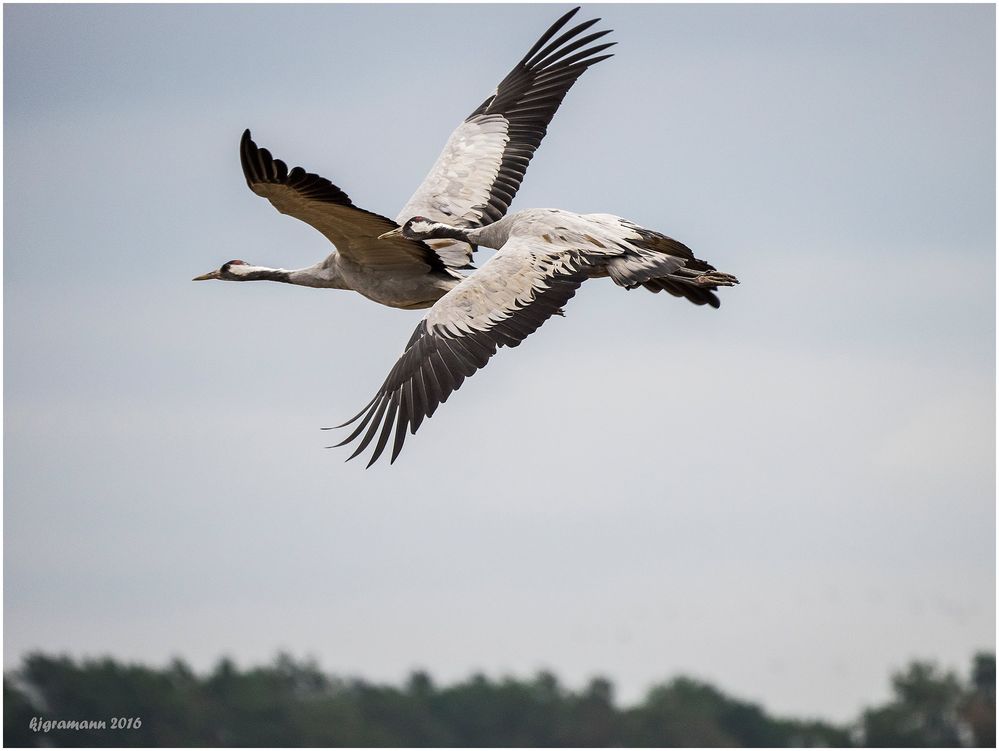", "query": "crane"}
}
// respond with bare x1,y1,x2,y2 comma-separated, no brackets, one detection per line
331,210,739,466
192,7,614,310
